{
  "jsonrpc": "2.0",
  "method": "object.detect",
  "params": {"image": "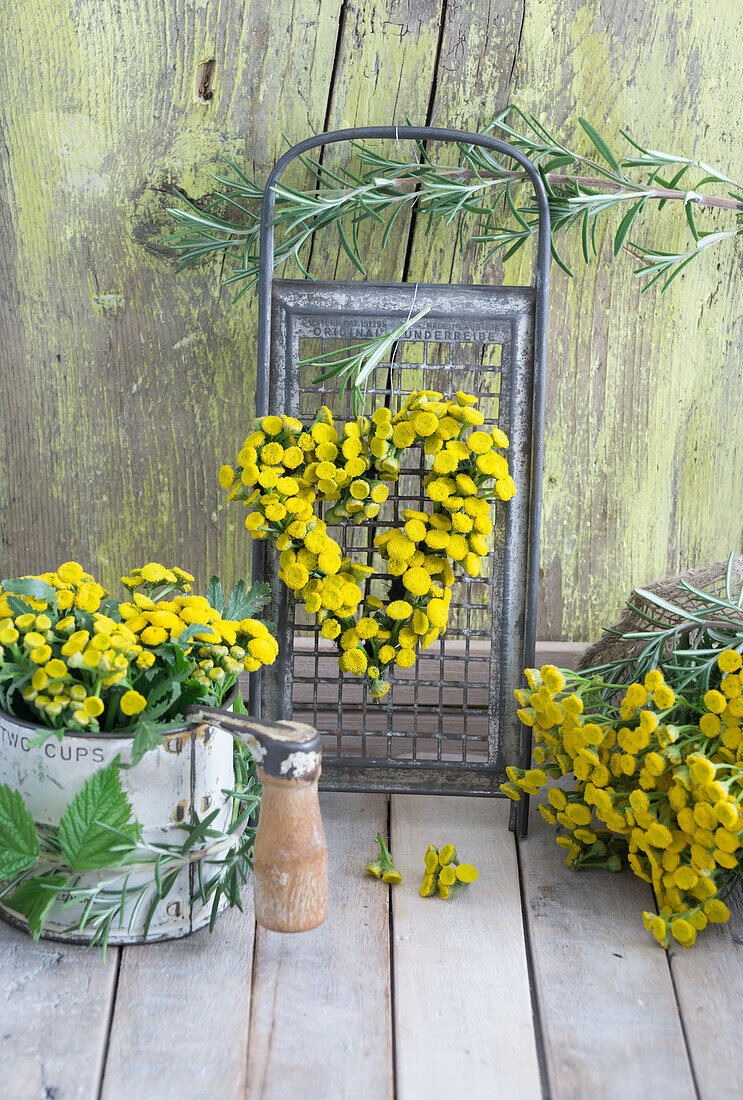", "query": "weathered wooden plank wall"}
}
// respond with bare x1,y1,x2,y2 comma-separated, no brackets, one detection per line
0,0,741,640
